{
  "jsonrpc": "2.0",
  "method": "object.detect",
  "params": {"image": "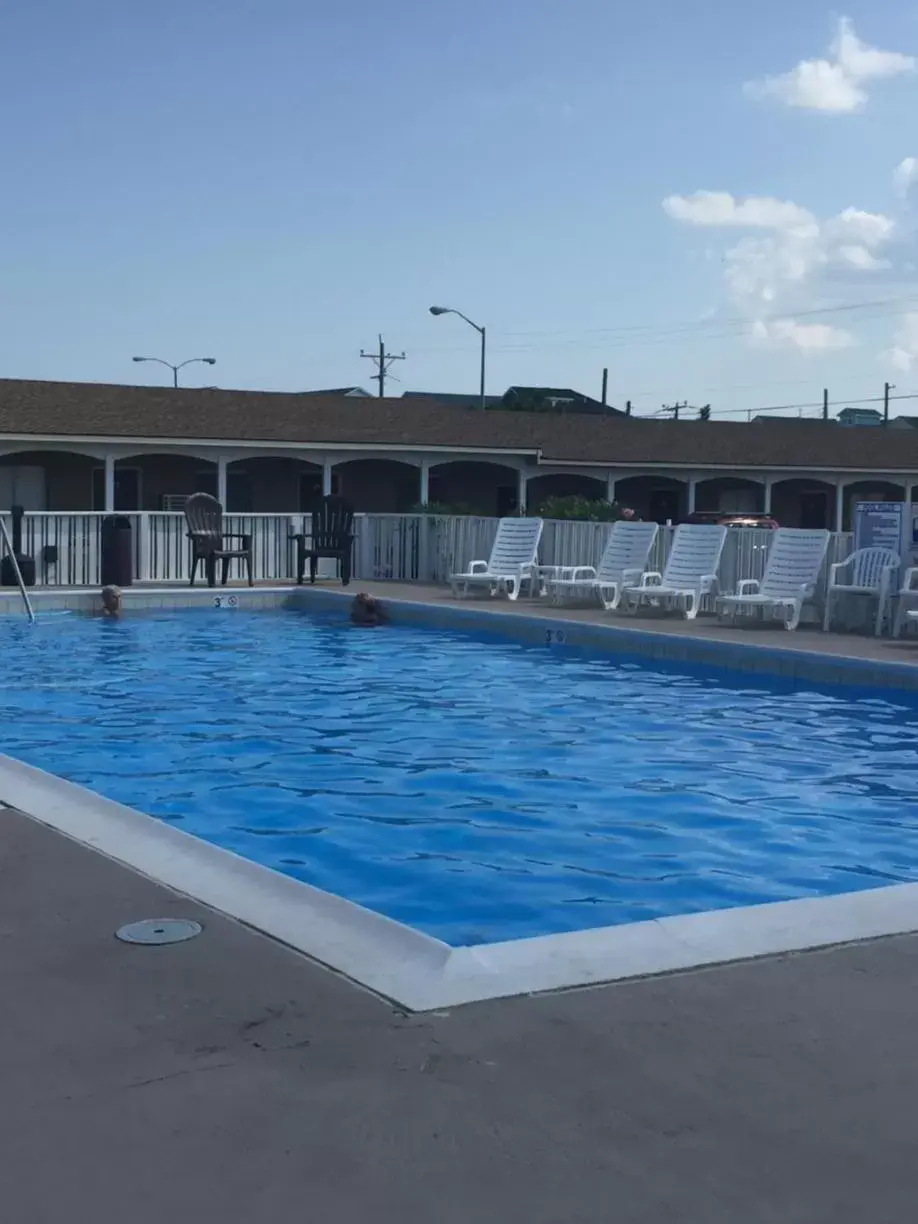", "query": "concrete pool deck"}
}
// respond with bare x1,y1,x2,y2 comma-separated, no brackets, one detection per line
3,803,917,1223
